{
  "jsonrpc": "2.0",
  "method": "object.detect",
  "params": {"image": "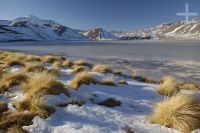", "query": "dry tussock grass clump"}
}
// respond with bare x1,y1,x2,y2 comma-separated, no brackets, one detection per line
70,66,85,74
0,51,9,60
92,64,113,73
179,82,200,91
52,61,63,68
143,77,158,84
0,102,8,114
158,75,200,95
23,72,68,96
7,126,28,133
73,60,92,68
98,98,121,107
15,95,54,118
63,59,74,67
23,64,46,73
0,72,29,93
150,94,200,133
157,75,180,96
132,75,158,84
41,55,62,63
68,72,97,89
24,63,61,77
0,51,40,63
100,76,117,86
26,54,41,62
47,68,61,77
0,68,5,76
3,52,30,64
0,112,35,132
